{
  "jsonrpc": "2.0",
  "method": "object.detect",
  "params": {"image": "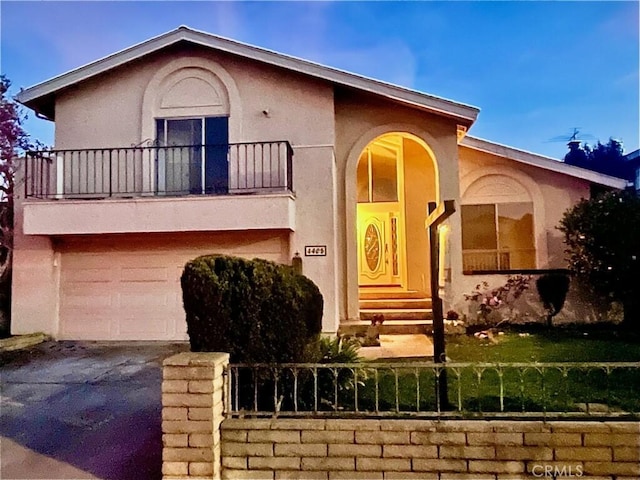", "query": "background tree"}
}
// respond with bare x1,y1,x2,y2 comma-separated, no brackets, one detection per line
0,75,35,337
563,139,589,169
564,138,628,179
558,190,640,331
